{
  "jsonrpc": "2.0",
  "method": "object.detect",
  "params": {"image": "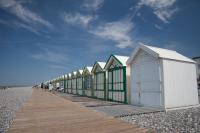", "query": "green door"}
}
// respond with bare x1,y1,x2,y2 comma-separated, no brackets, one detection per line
93,71,106,100
108,66,127,103
83,75,93,97
67,79,72,94
72,78,77,94
77,77,83,95
64,77,66,93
